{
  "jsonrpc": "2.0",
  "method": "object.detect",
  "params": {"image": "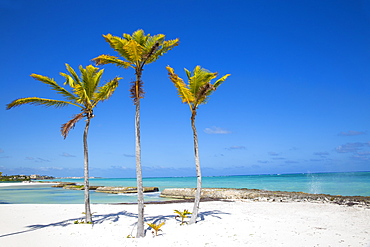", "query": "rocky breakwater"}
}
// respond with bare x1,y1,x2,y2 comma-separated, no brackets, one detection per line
160,188,370,208
95,186,159,194
52,182,159,194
